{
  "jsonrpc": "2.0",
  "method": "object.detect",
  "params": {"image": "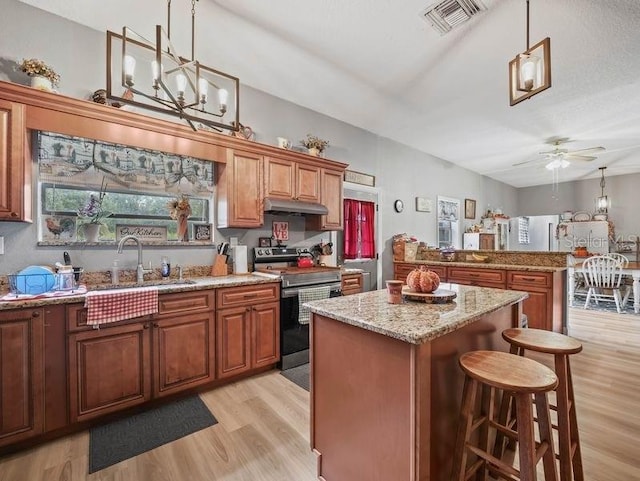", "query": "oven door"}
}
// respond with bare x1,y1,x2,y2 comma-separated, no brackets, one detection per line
279,282,342,370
